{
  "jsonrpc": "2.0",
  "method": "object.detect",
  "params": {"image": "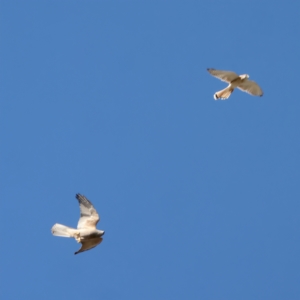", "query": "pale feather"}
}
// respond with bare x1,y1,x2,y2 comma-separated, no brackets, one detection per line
207,68,239,83
51,223,79,238
75,237,103,255
237,79,263,96
76,194,100,229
